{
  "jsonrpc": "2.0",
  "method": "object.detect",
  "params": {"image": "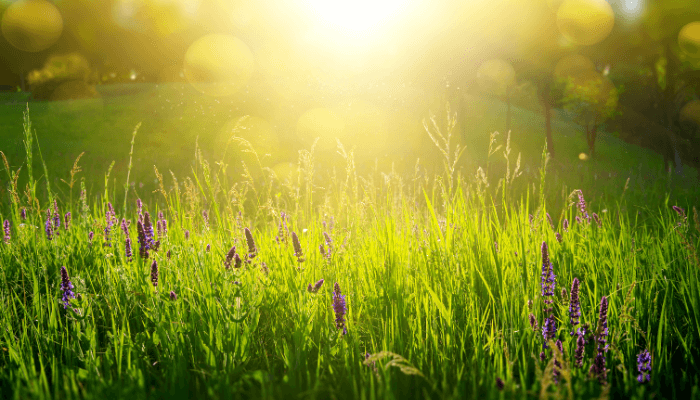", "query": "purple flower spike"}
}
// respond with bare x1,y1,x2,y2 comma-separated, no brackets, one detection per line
125,237,133,262
45,213,53,241
546,213,555,230
495,377,504,391
577,190,590,223
20,207,26,221
541,242,556,300
590,296,610,384
150,259,158,290
64,212,71,231
52,200,61,231
169,291,177,301
3,220,10,244
332,282,347,334
574,333,585,368
137,220,149,258
569,278,581,333
88,231,94,243
555,232,562,243
60,266,76,309
224,246,236,269
184,230,190,240
307,279,324,293
562,218,569,232
592,213,601,227
637,349,651,383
